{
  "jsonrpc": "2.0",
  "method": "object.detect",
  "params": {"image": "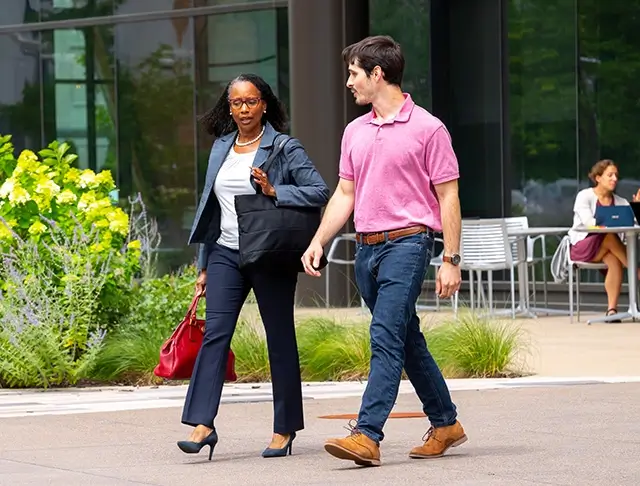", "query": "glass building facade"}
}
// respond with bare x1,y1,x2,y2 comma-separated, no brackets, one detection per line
0,0,289,271
1,0,639,305
509,1,640,226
